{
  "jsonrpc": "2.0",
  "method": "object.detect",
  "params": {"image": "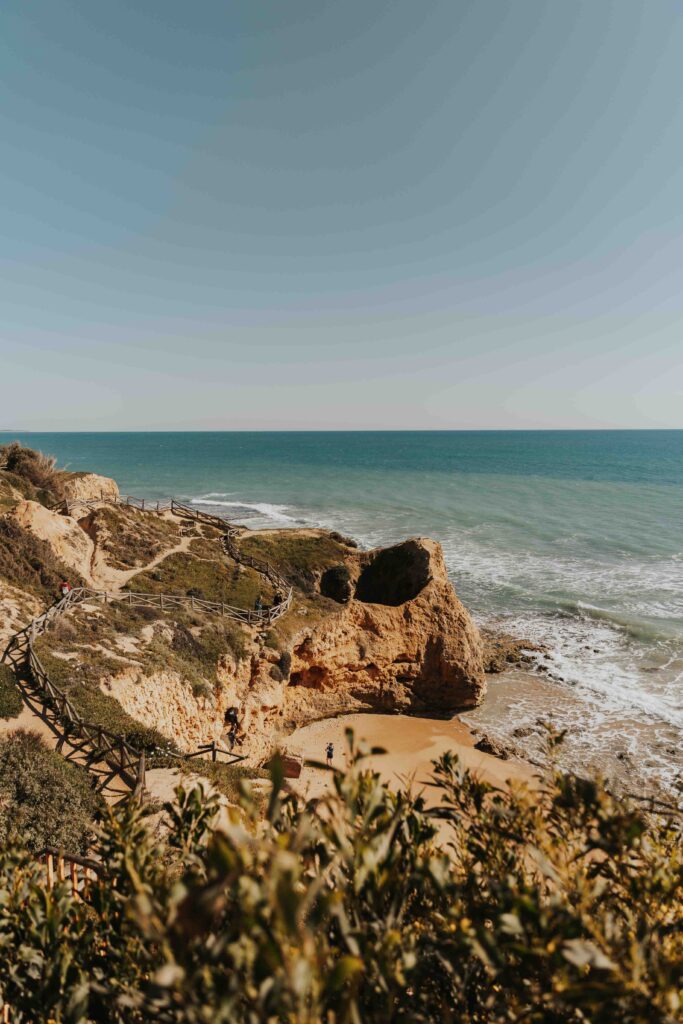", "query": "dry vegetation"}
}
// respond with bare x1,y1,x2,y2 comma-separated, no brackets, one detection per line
32,599,248,754
0,518,85,600
0,663,22,719
0,442,67,507
128,548,269,607
240,530,351,592
80,505,181,570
